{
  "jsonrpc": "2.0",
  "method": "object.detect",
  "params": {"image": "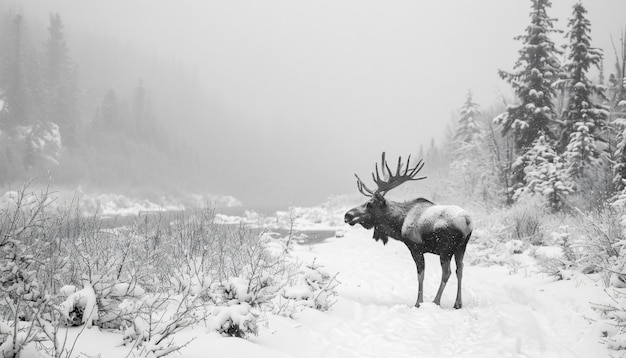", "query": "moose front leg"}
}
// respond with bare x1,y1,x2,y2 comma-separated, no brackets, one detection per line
409,247,425,307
